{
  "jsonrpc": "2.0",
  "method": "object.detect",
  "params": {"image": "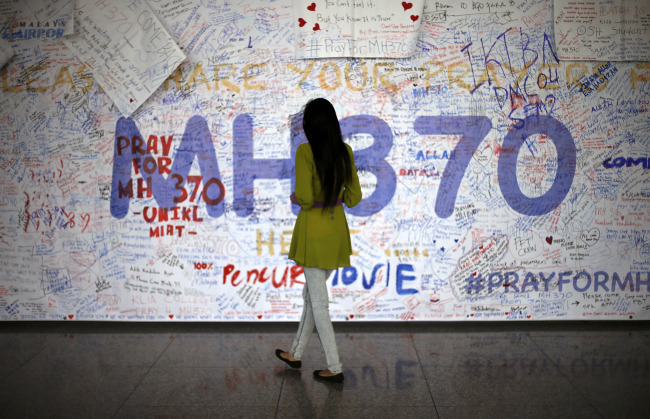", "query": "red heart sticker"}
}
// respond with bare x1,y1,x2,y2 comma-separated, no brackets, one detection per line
402,1,413,10
68,314,74,319
527,315,531,319
350,314,354,319
307,2,316,11
410,15,419,22
313,23,320,31
546,236,553,244
257,315,263,319
298,18,306,27
169,314,174,319
505,312,509,315
129,98,134,103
